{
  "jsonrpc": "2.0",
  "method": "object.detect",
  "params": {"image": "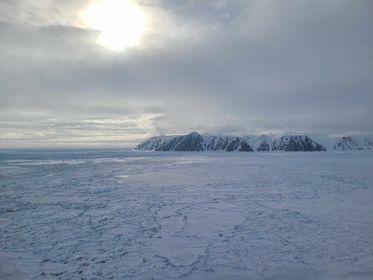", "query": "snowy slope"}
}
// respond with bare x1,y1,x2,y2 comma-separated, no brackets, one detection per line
244,134,276,151
333,136,373,151
135,135,174,151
